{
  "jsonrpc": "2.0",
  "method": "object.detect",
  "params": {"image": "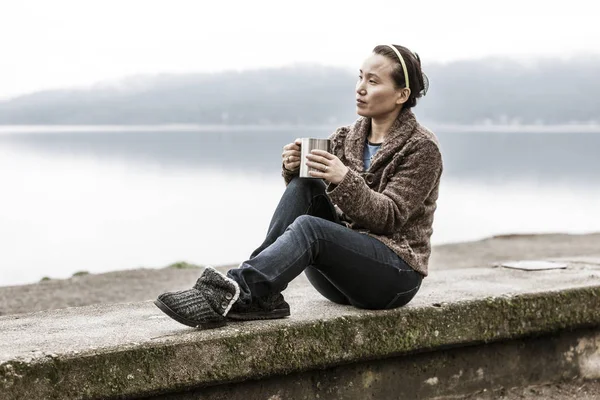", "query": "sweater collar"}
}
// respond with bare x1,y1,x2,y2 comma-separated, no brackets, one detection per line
345,108,418,172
